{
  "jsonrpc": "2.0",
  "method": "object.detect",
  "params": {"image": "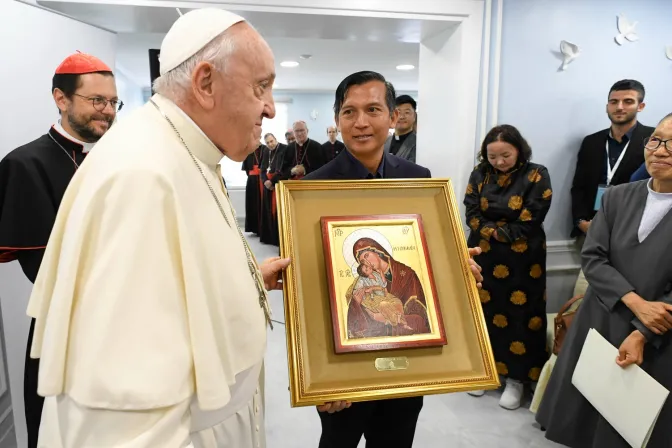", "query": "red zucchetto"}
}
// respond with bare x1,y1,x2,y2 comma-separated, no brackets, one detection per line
54,51,111,75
